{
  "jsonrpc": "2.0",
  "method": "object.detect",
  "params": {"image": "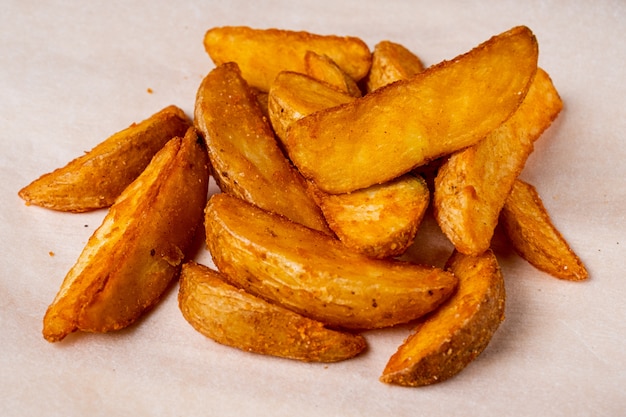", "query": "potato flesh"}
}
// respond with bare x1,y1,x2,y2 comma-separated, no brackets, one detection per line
500,179,588,281
204,193,458,330
310,174,430,259
268,72,428,259
267,71,355,143
365,40,425,92
380,249,506,386
18,105,191,212
304,50,362,97
434,68,563,256
204,26,372,92
194,62,330,234
283,26,538,194
178,261,367,362
42,128,210,342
